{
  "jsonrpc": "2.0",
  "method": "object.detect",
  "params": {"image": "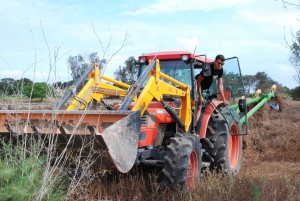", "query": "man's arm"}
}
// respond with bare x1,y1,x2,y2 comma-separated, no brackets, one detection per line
197,75,205,103
218,77,228,105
